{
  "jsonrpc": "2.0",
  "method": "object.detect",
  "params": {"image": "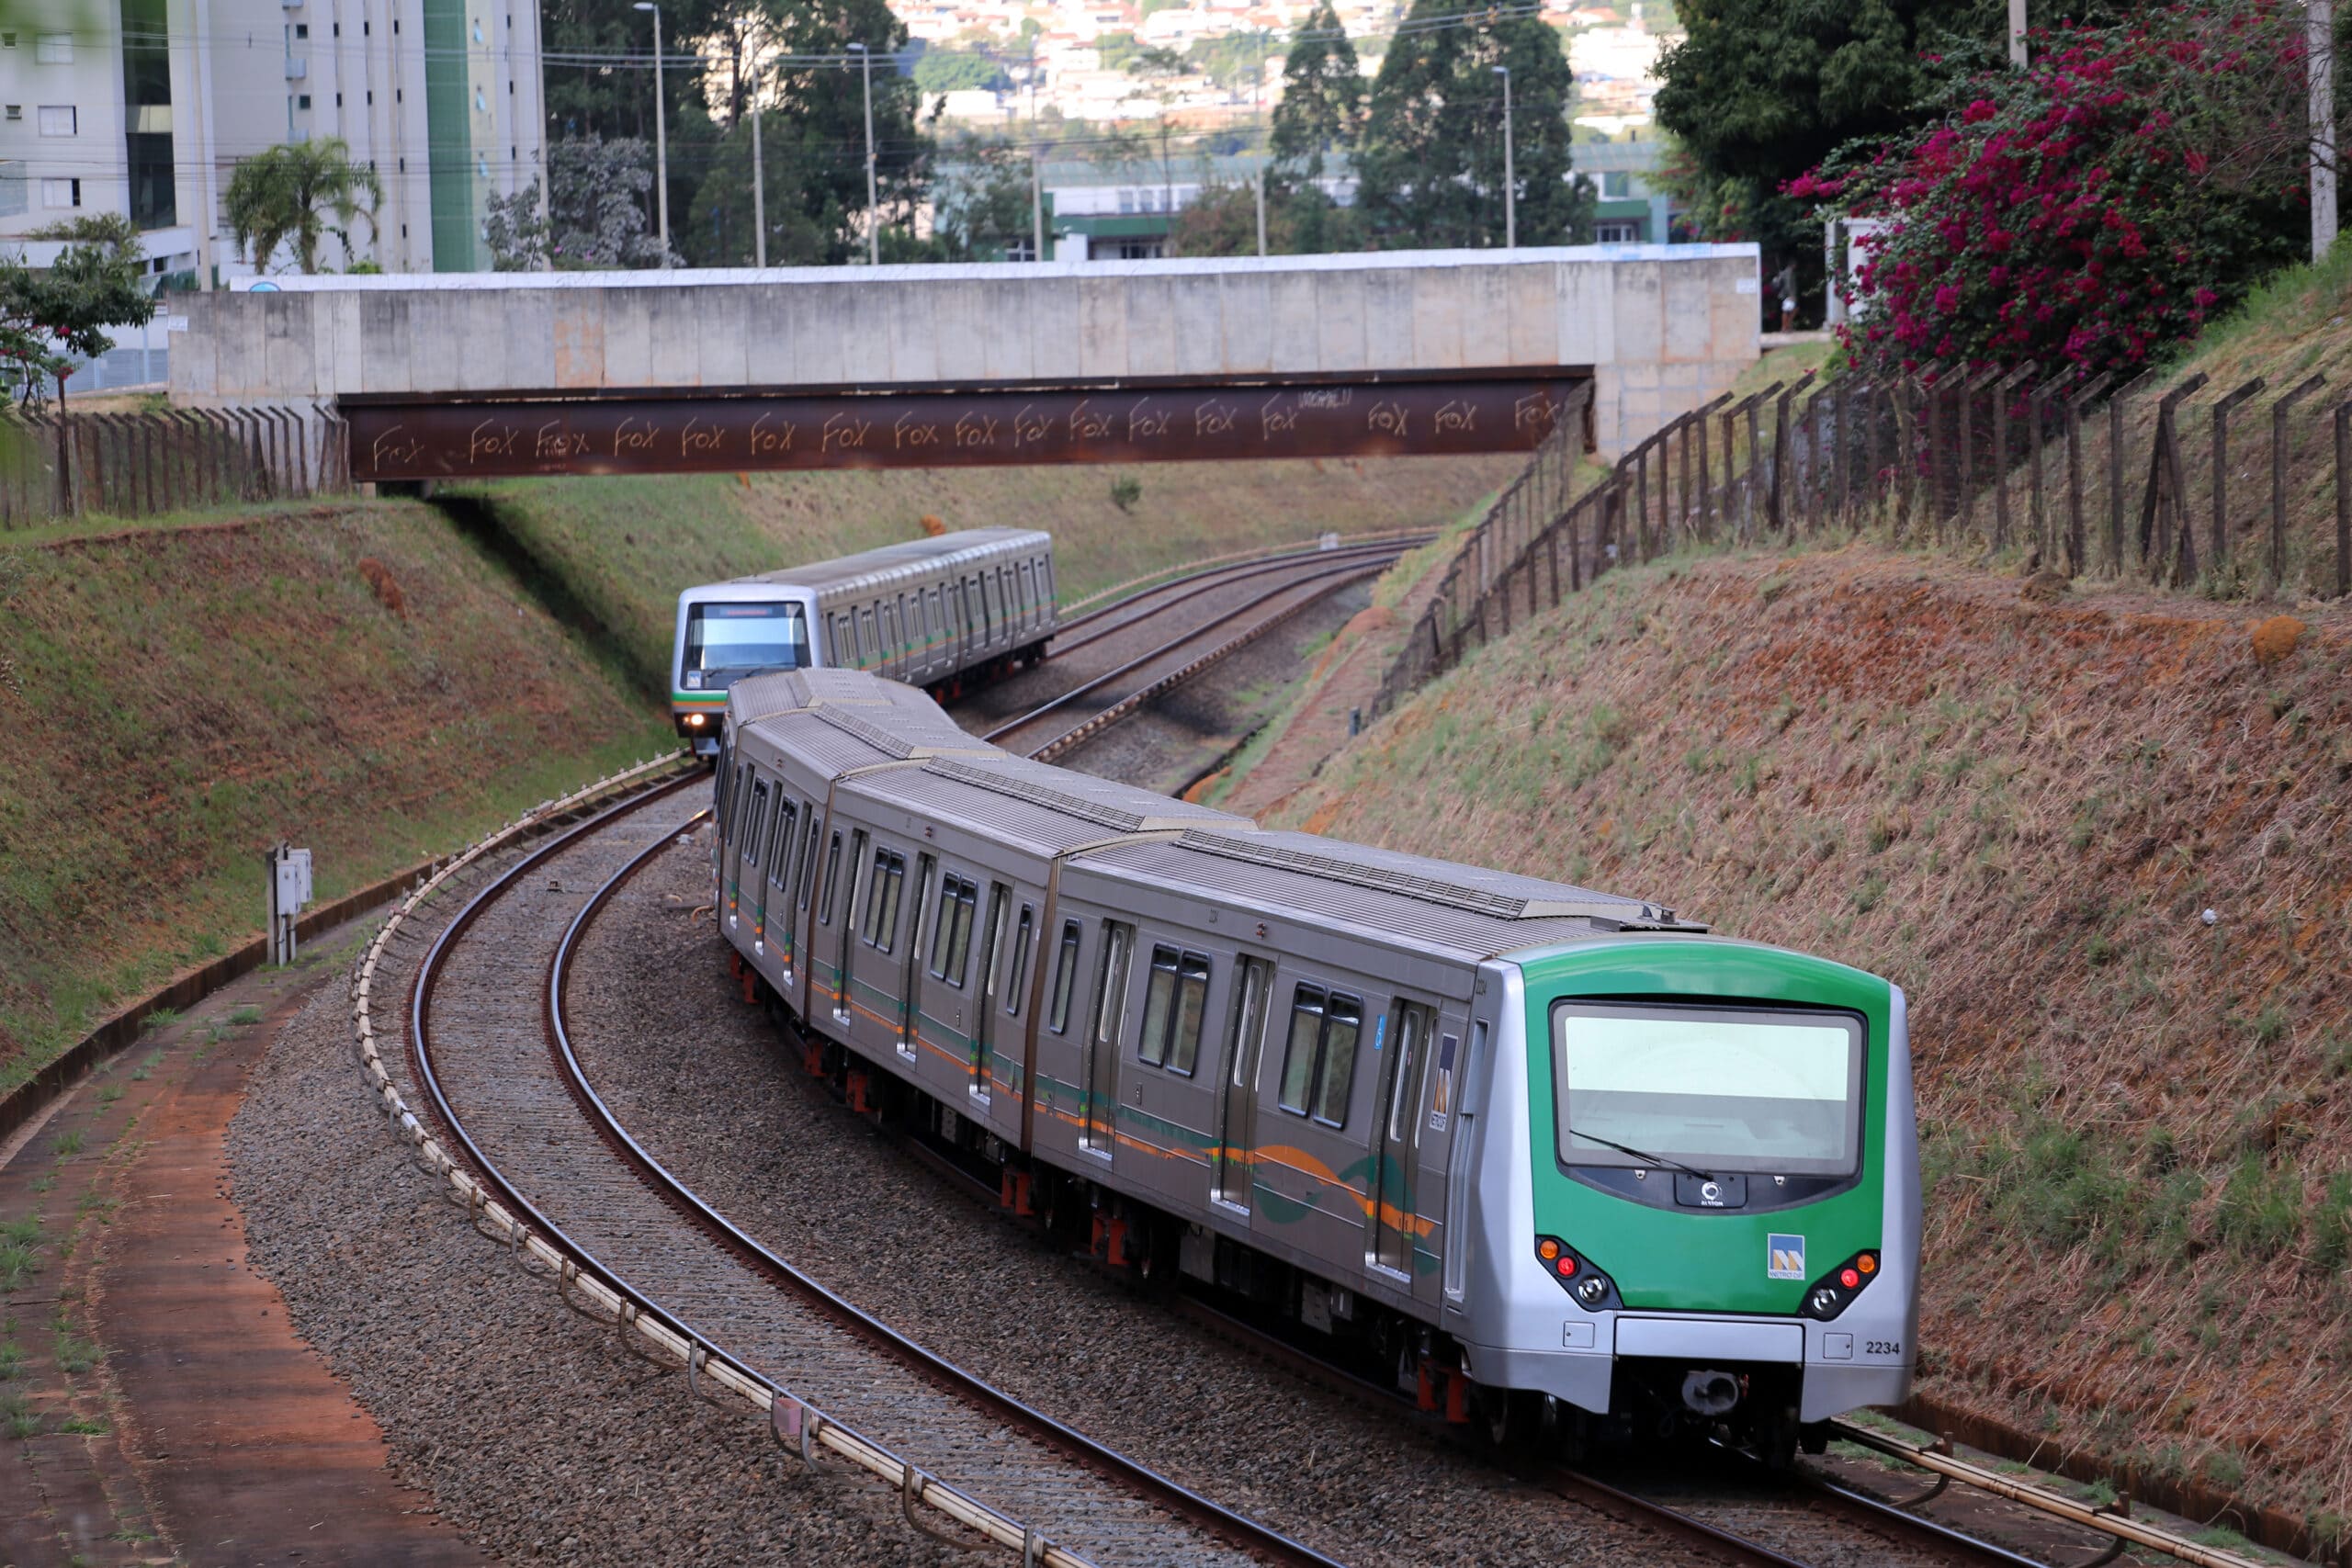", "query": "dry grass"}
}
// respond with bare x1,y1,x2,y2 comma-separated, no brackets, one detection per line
0,500,672,1089
1267,542,2352,1538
